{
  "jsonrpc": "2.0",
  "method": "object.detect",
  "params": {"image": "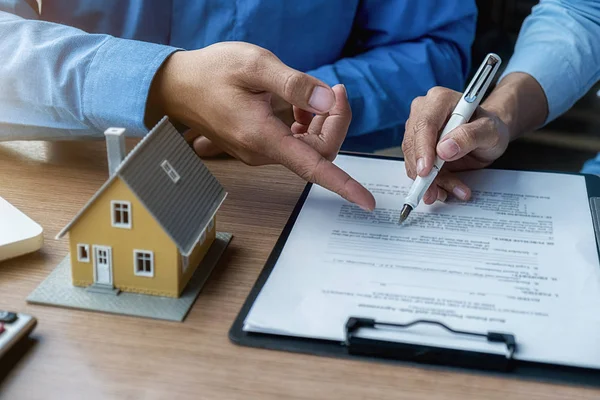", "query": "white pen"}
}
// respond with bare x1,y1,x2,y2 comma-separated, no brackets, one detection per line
399,53,502,224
